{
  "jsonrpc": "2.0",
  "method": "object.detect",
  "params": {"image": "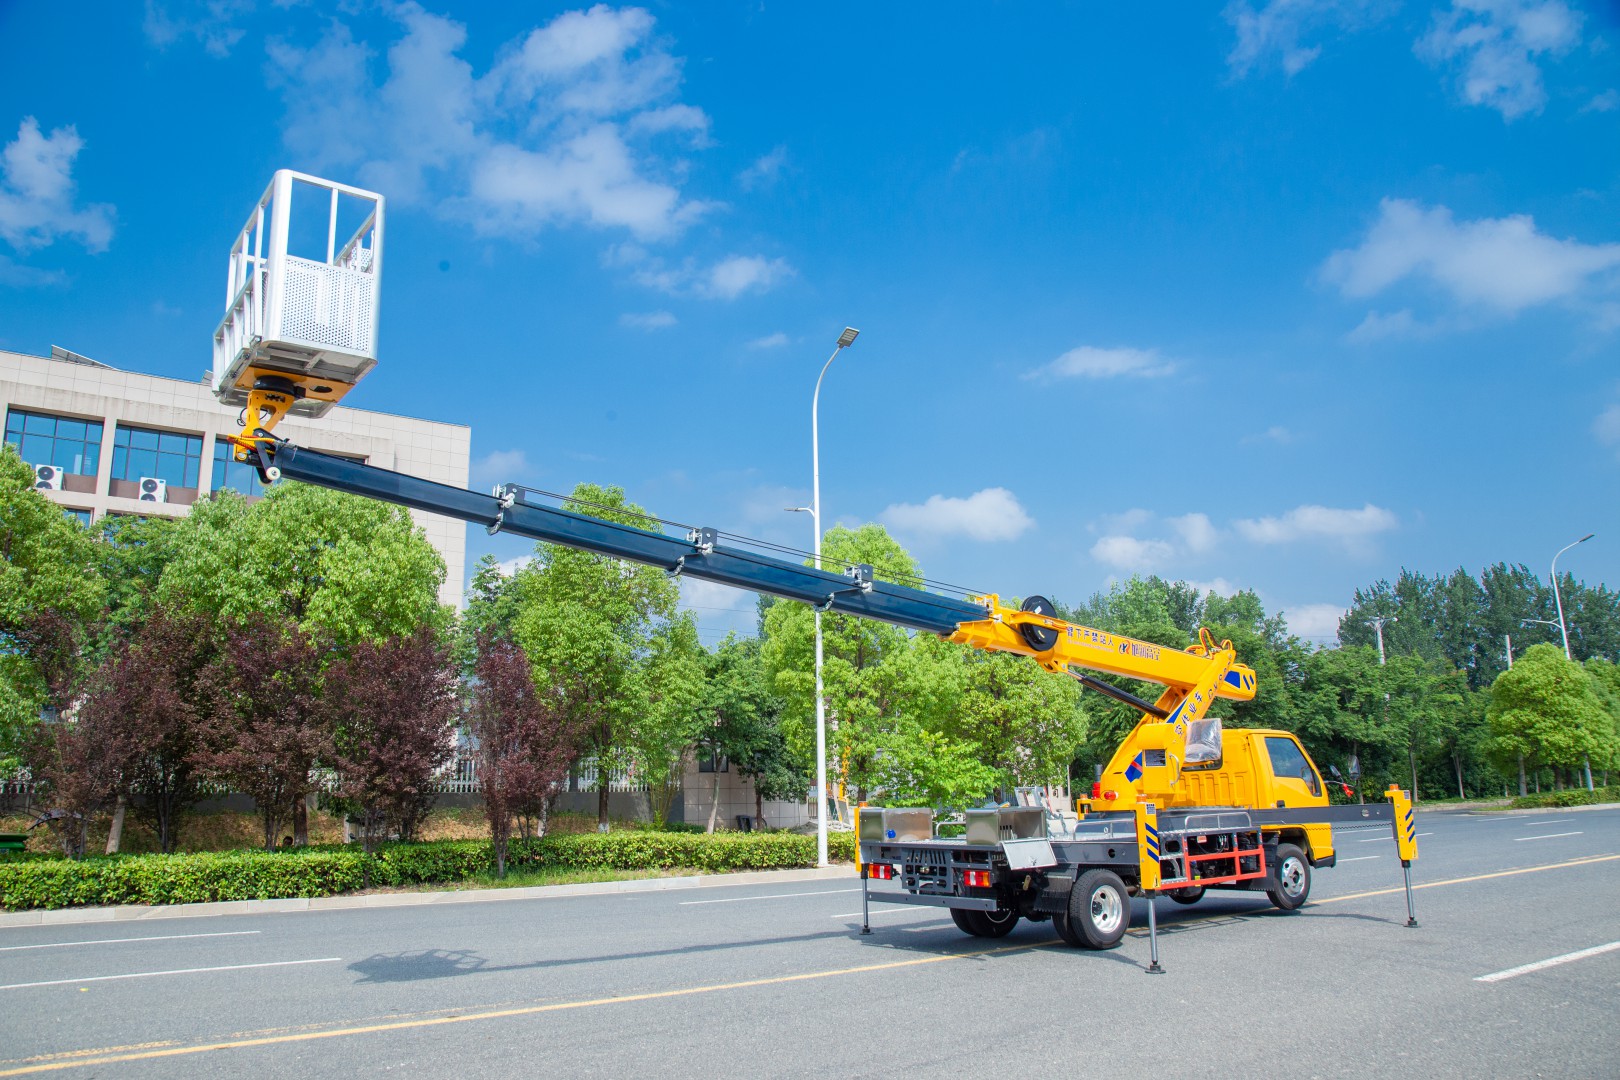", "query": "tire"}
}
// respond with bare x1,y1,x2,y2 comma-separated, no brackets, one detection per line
1065,869,1130,950
1168,886,1205,906
1266,843,1311,912
971,907,1020,938
951,906,1019,938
